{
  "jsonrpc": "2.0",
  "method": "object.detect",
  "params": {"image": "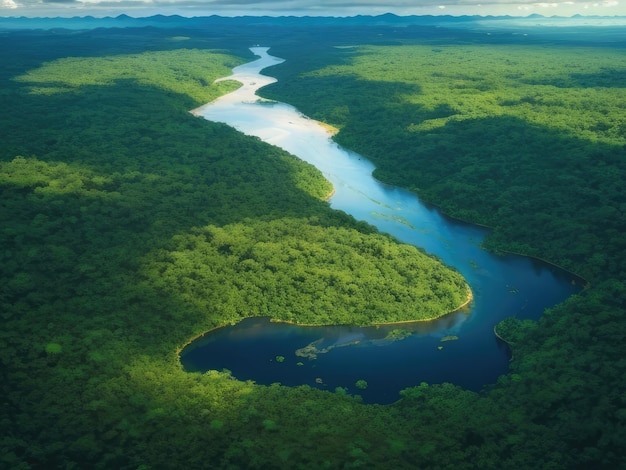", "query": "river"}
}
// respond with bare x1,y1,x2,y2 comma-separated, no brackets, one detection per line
182,47,581,404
